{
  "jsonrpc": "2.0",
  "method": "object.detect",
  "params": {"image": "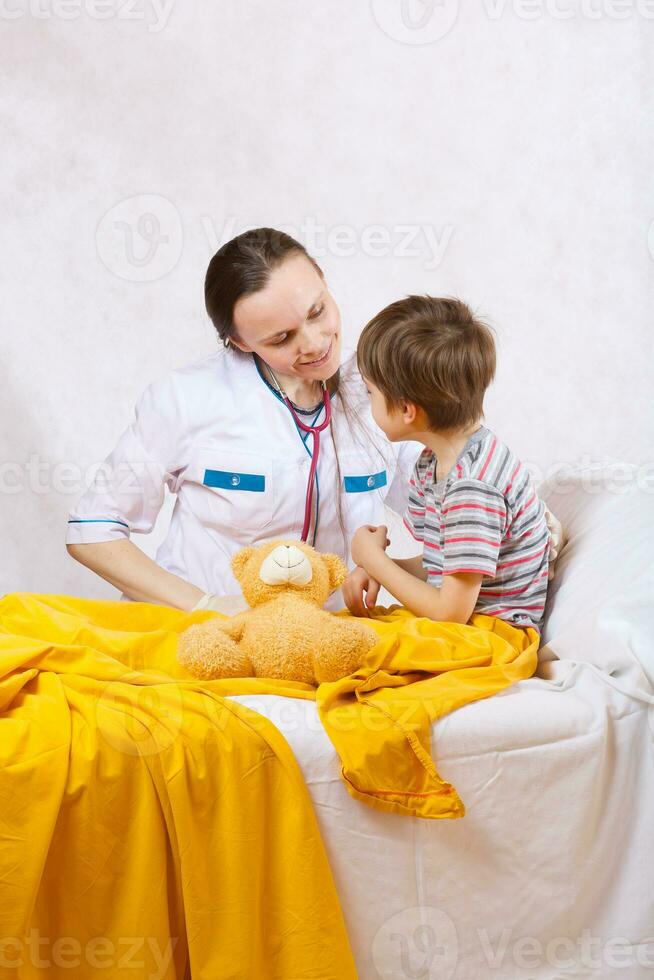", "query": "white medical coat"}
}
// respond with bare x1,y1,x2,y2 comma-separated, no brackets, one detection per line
66,347,422,609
